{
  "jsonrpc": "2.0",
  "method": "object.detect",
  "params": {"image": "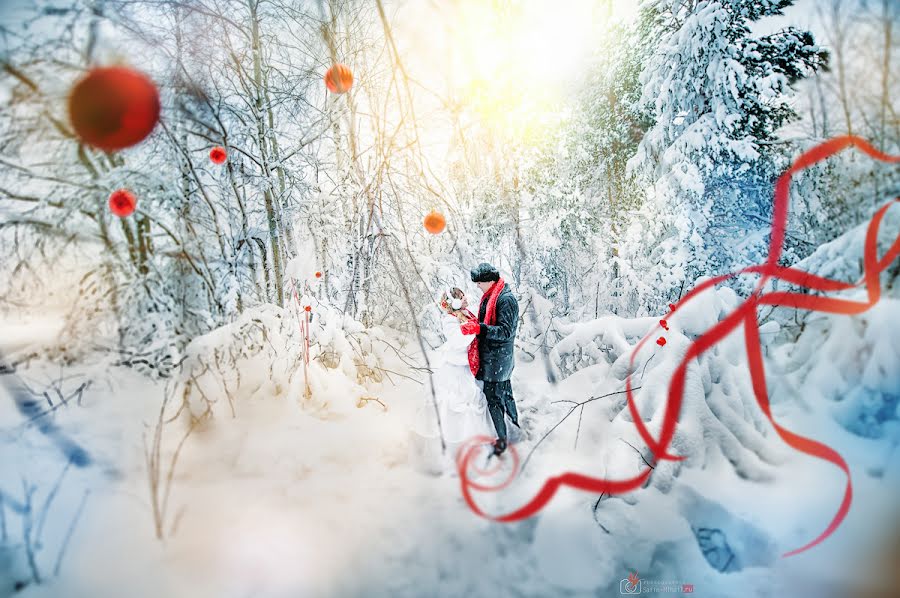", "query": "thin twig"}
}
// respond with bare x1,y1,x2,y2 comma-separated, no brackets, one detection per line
592,492,610,533
574,404,585,450
21,480,40,583
550,386,642,408
34,460,72,545
358,396,387,409
640,353,655,382
618,437,655,469
53,489,90,577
